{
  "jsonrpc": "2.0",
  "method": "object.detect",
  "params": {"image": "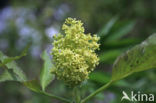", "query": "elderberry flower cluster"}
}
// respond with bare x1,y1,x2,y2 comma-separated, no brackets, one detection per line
51,18,100,86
